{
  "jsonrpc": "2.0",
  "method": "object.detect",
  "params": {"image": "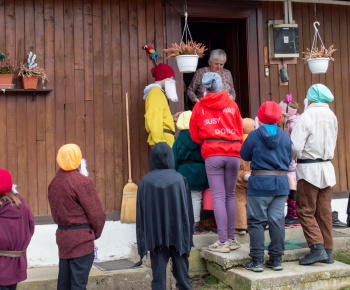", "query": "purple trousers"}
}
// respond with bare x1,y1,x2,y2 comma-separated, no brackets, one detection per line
205,156,240,242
